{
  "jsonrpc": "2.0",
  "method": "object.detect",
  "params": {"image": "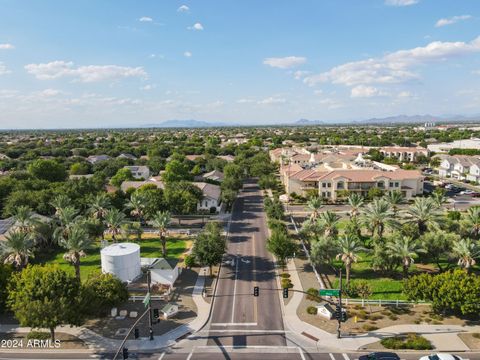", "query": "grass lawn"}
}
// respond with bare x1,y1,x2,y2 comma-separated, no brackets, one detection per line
33,236,189,282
